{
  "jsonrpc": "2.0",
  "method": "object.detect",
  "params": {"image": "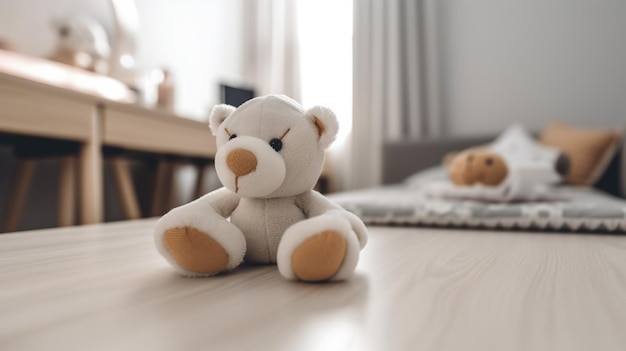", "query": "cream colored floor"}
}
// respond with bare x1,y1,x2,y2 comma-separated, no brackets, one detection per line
1,219,626,351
